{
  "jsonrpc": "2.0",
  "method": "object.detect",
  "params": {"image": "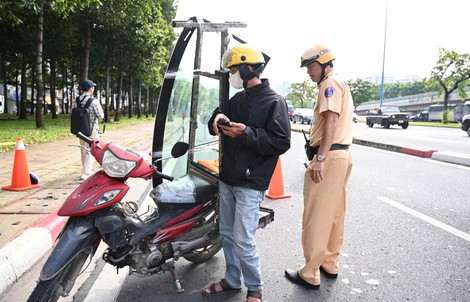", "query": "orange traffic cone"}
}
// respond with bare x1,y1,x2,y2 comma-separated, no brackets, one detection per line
265,157,291,200
2,138,40,192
